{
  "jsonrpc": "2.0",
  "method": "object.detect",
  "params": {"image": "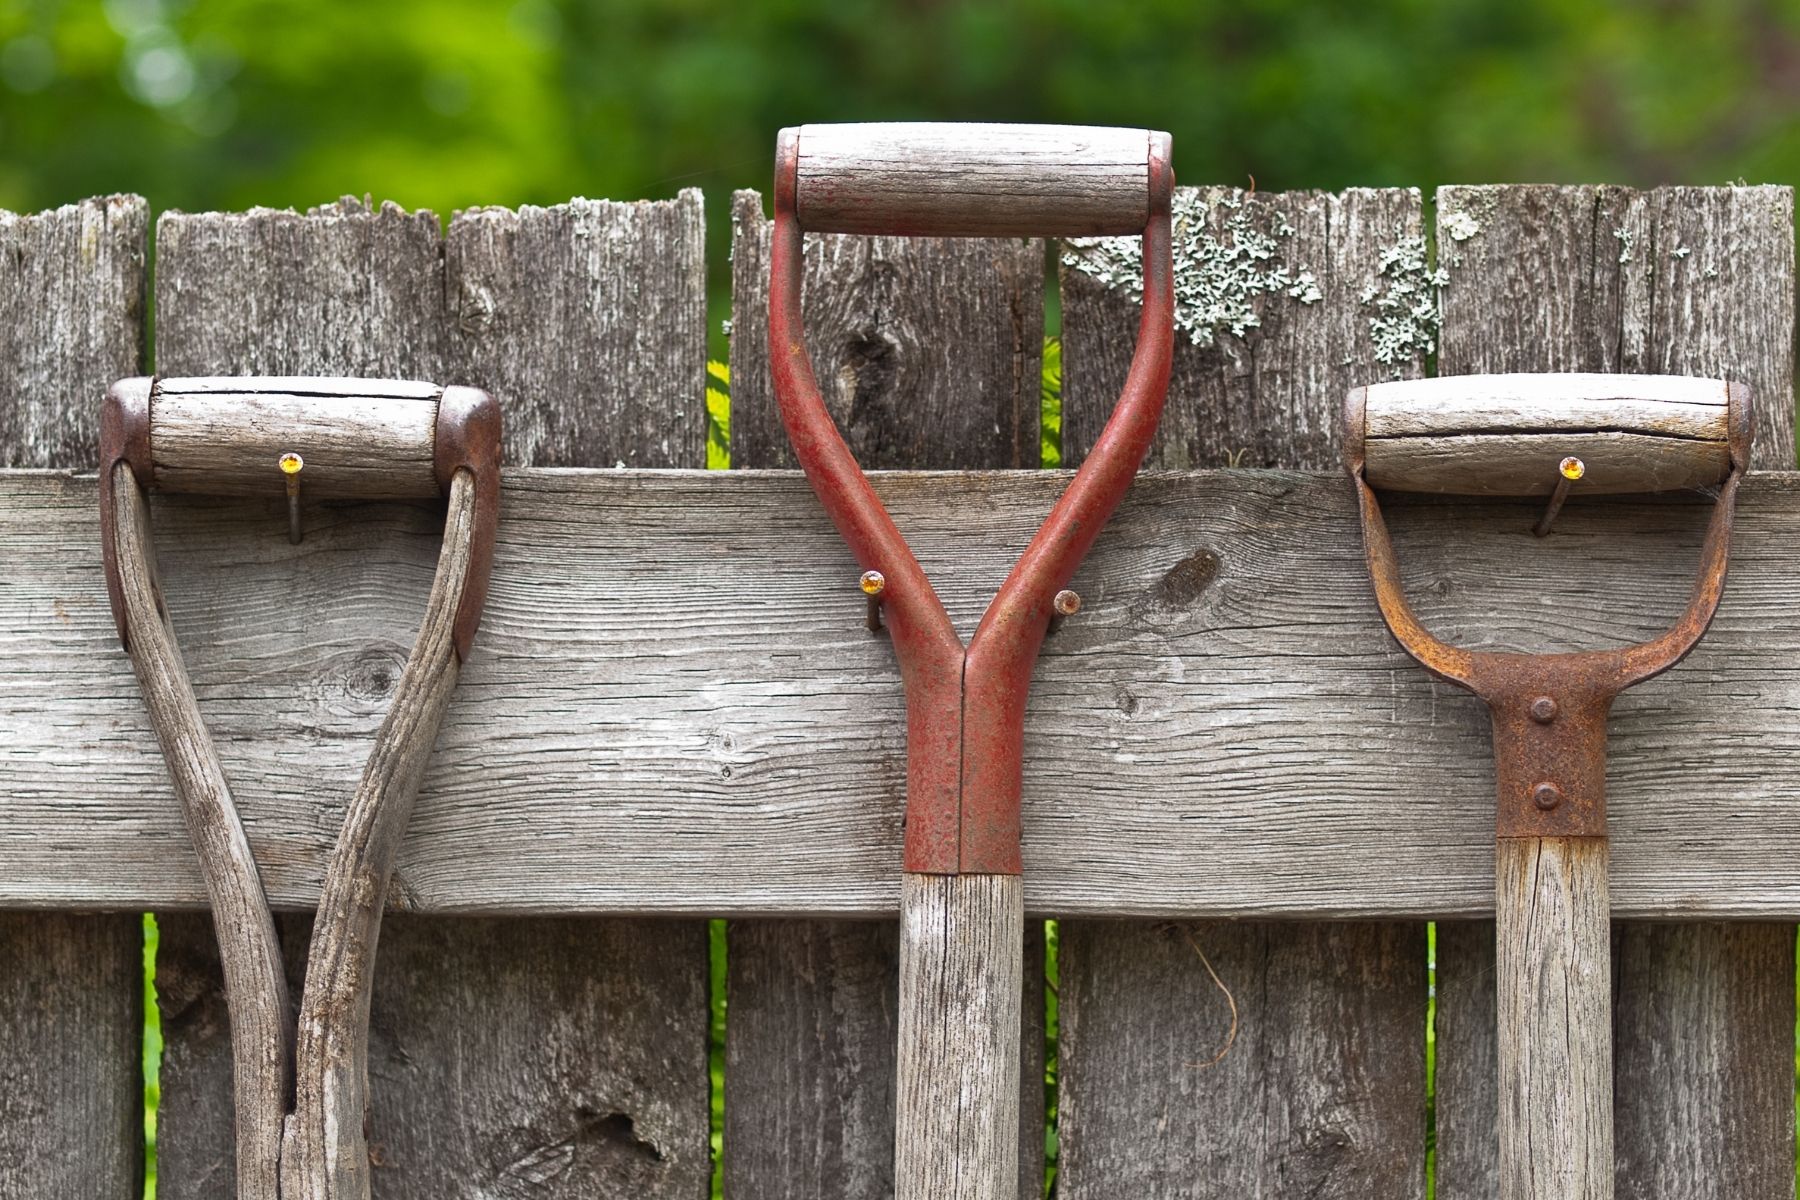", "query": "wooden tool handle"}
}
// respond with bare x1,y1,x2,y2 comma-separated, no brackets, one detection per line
894,872,1023,1200
1350,373,1747,495
1496,836,1613,1200
786,122,1167,238
137,376,496,500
